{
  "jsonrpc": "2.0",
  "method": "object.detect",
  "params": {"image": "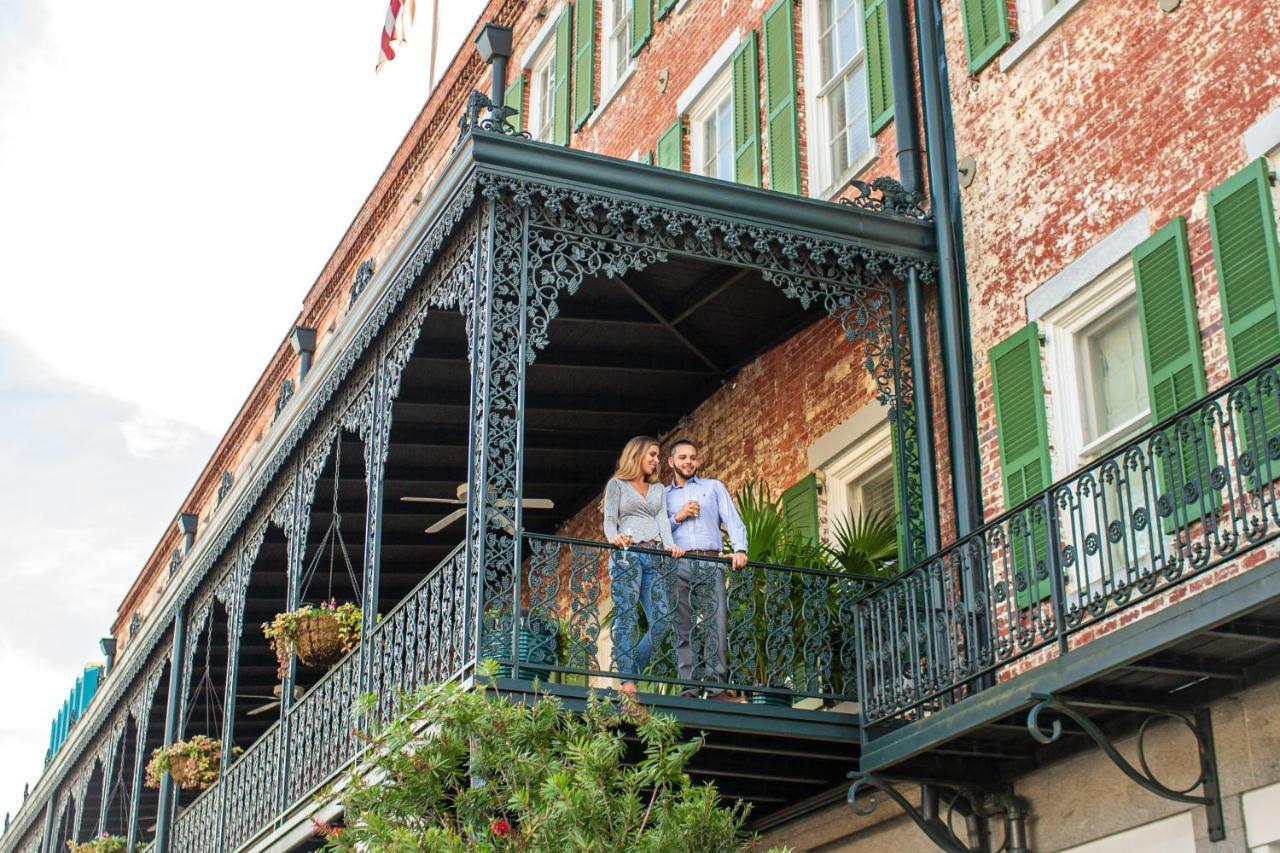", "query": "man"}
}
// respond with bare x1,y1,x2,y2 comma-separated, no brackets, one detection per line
664,439,748,700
